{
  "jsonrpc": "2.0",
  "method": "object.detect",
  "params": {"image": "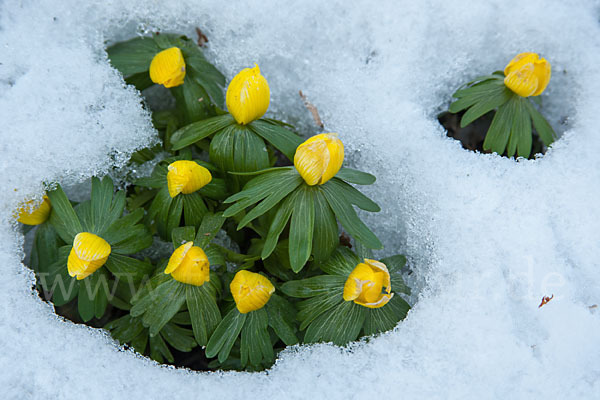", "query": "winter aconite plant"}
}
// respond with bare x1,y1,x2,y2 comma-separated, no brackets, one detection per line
18,31,411,372
447,52,556,158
